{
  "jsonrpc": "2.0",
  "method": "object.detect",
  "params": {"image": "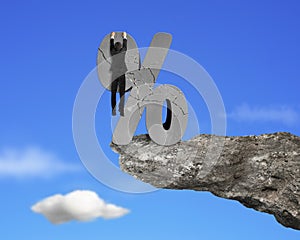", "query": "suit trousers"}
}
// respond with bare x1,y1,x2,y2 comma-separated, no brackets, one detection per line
111,74,125,114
